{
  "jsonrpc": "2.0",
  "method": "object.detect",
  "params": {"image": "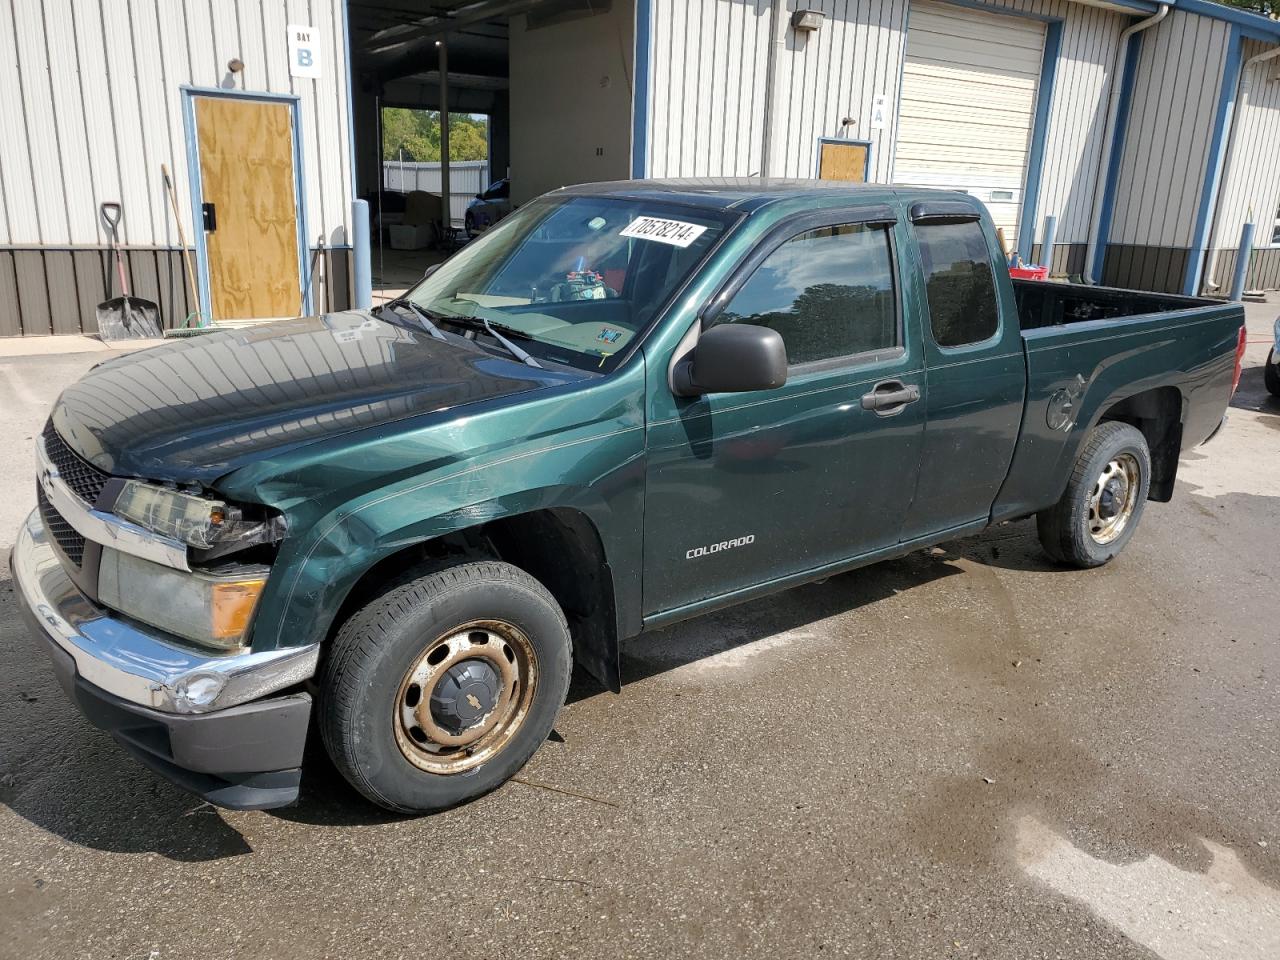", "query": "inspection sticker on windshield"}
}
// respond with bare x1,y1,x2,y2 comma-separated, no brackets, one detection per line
620,216,708,248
